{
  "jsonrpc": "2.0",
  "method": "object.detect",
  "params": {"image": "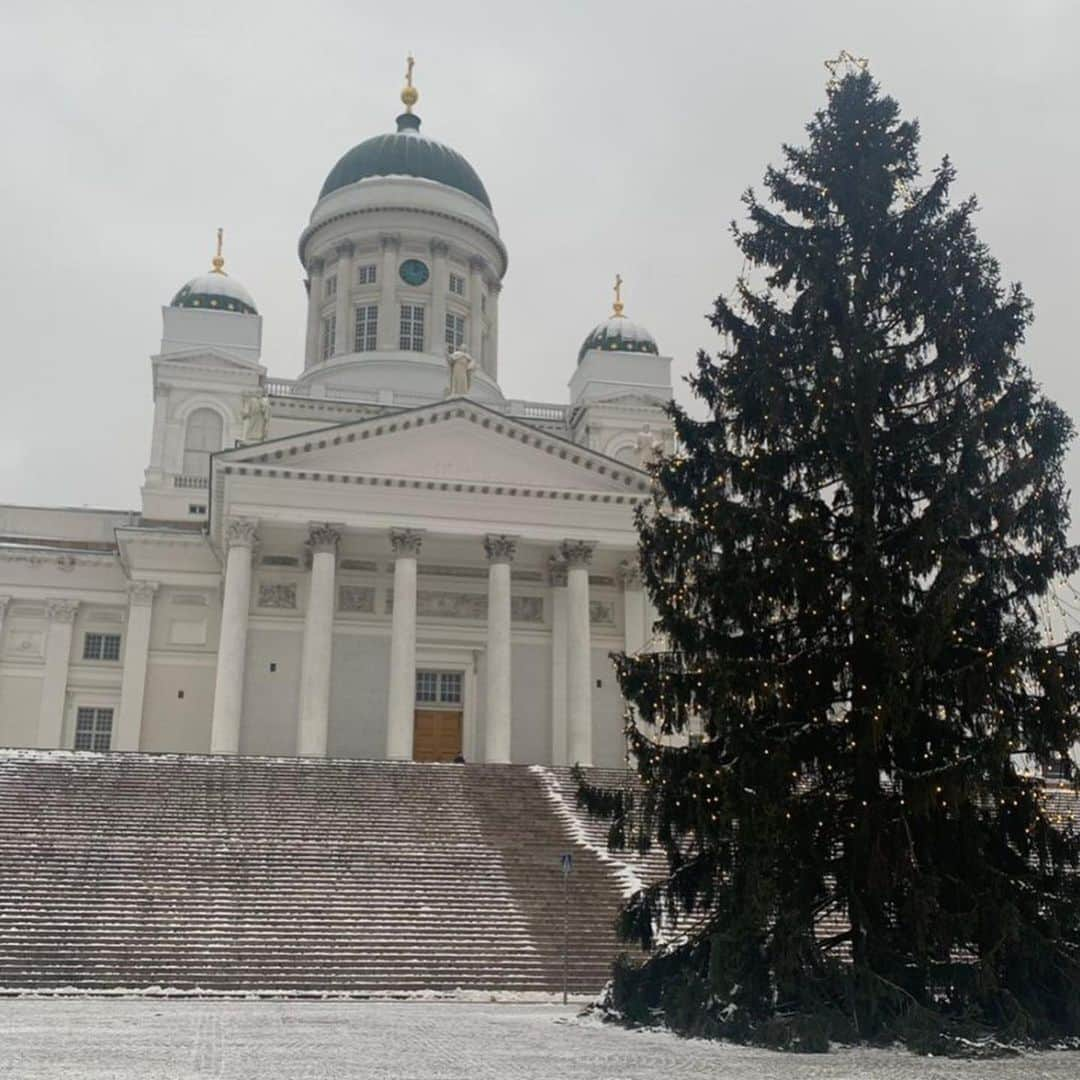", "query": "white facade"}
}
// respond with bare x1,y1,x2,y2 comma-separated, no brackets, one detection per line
0,93,673,767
